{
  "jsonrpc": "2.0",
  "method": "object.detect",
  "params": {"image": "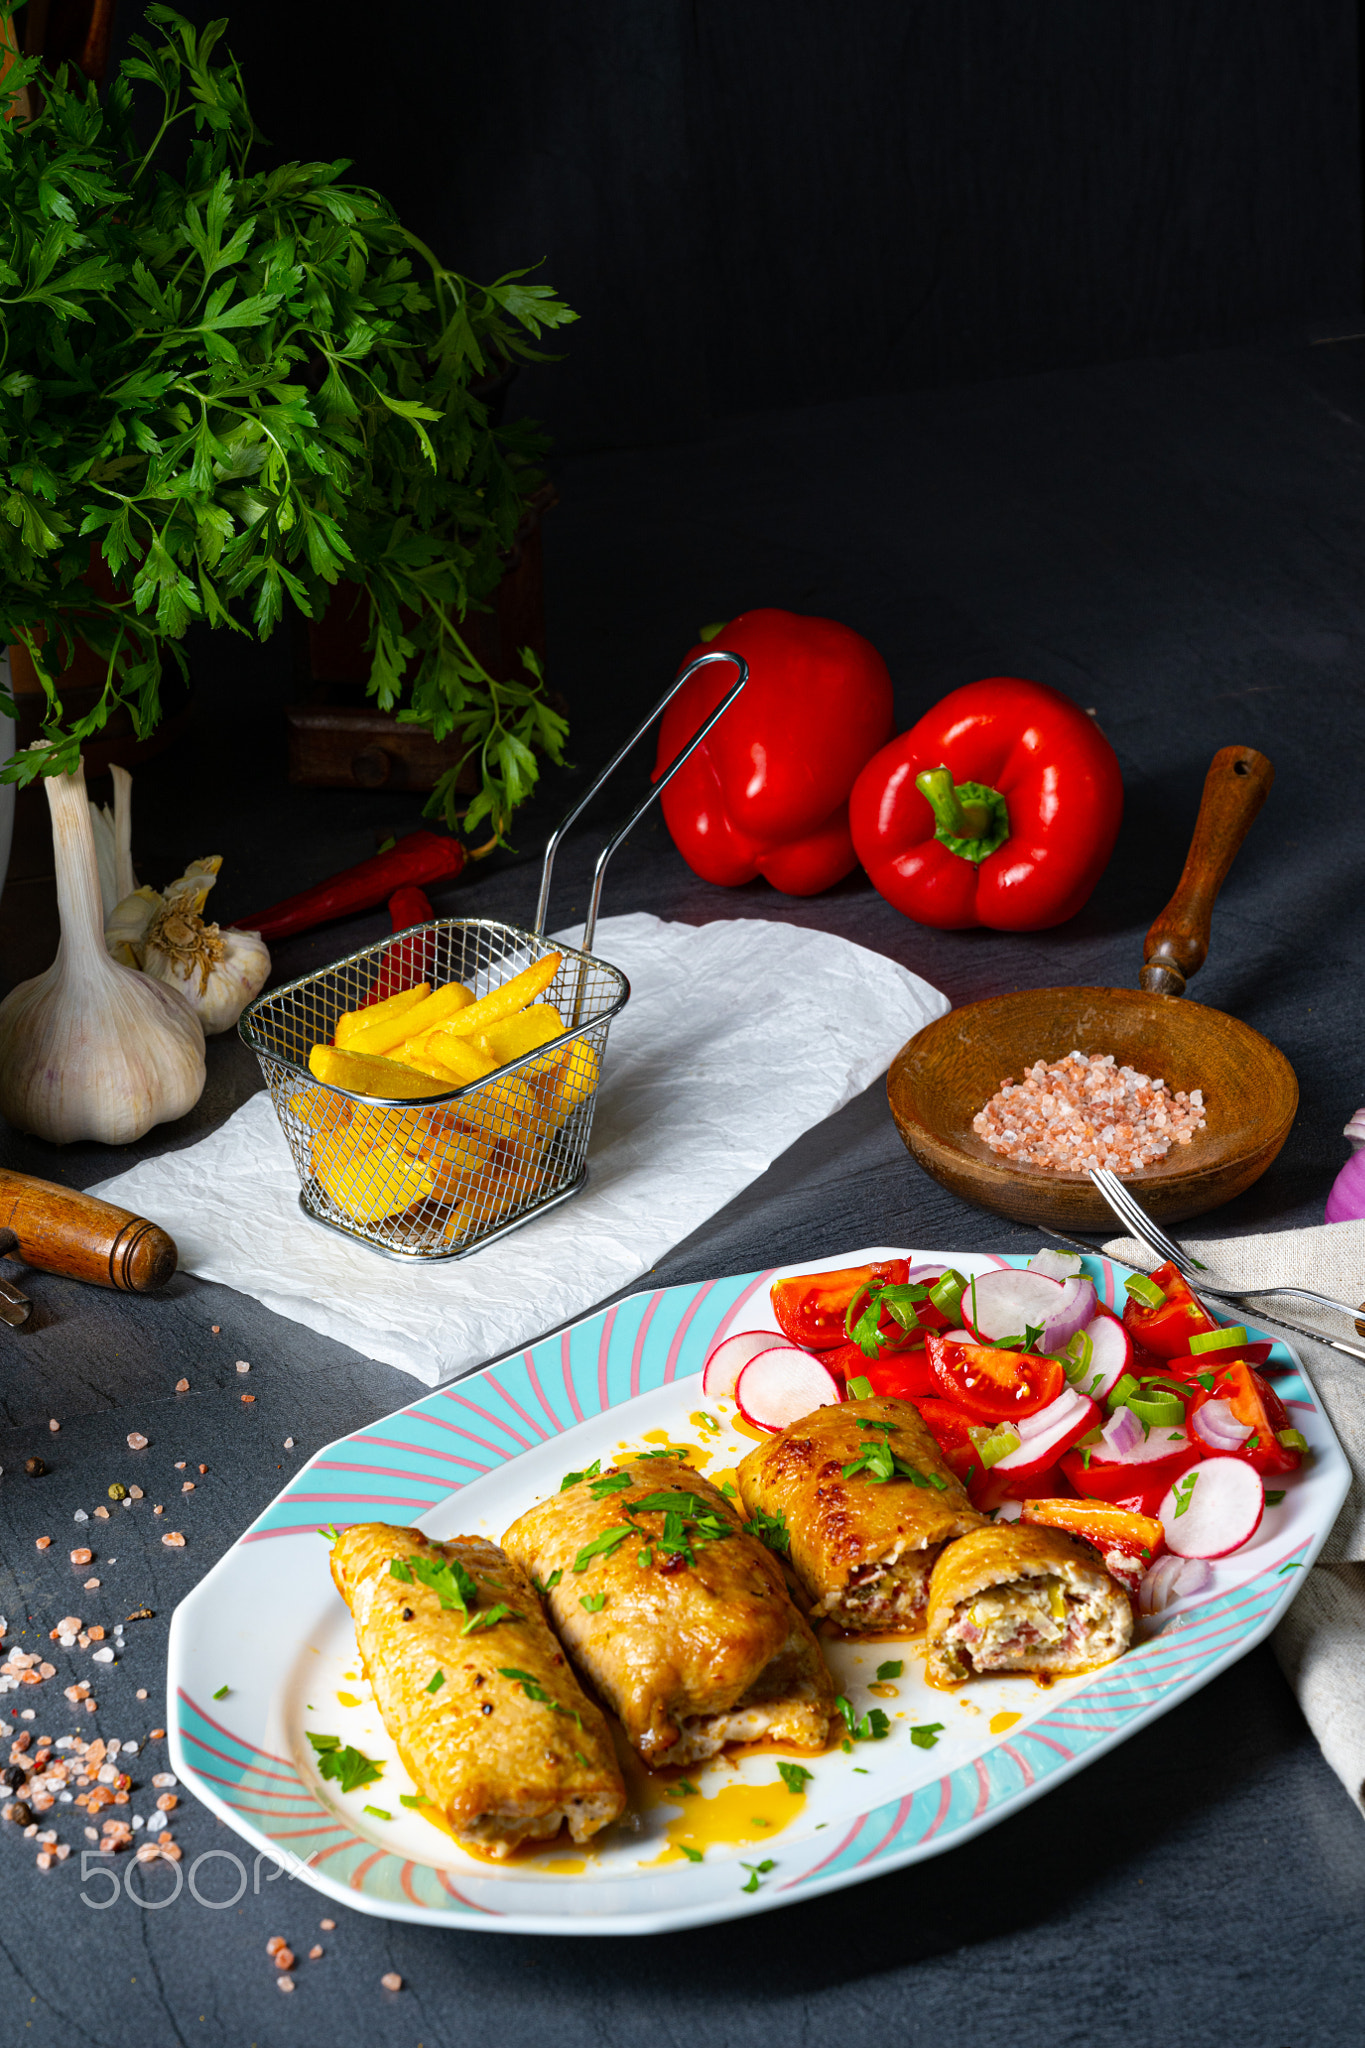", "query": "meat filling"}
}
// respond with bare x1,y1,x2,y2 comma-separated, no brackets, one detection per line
815,1543,941,1634
938,1574,1127,1681
669,1624,831,1766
